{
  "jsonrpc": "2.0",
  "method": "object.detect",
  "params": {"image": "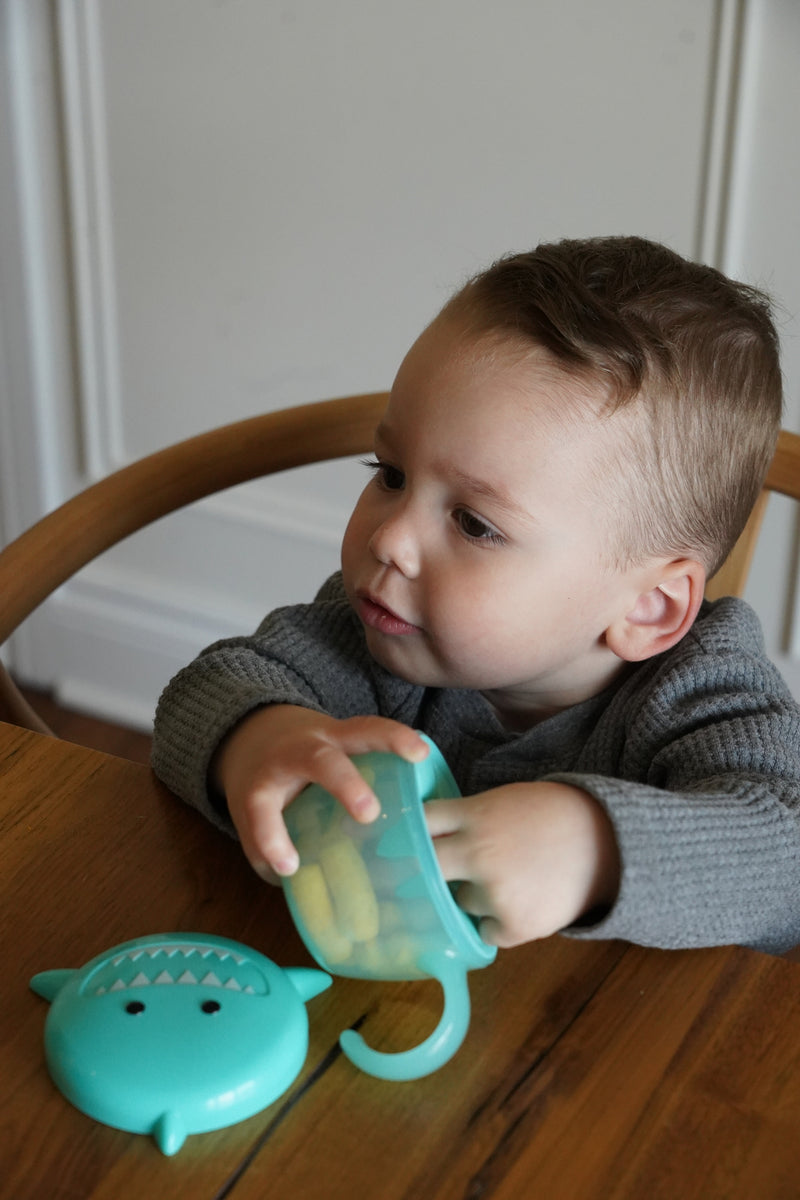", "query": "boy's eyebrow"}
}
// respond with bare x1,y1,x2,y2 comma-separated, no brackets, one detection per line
444,467,529,519
374,422,532,521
